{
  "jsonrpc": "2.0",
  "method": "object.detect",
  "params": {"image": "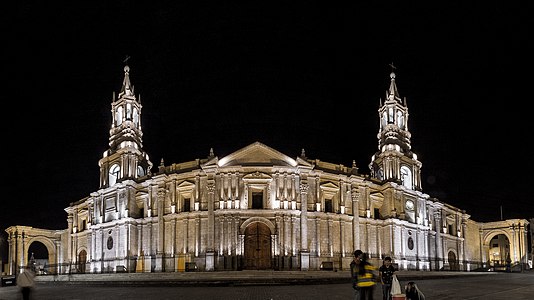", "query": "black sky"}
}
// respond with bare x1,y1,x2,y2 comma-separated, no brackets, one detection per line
2,2,532,255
